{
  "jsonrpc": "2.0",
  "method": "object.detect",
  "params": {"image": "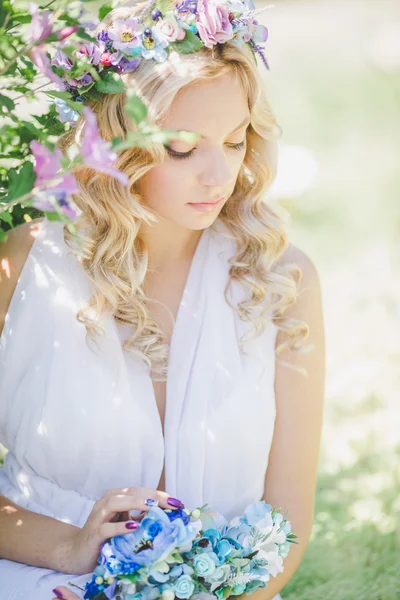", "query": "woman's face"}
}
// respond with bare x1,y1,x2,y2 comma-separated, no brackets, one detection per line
139,72,250,231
